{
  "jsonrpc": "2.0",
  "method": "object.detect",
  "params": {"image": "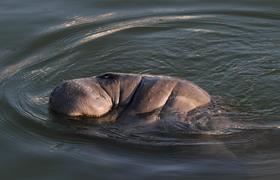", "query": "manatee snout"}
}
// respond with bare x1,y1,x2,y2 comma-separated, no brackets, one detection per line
49,78,113,117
